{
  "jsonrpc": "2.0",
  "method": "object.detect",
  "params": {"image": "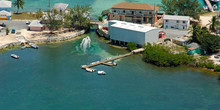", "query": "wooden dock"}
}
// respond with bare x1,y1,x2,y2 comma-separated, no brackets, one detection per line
204,0,214,12
81,48,144,71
